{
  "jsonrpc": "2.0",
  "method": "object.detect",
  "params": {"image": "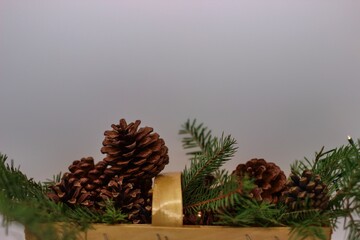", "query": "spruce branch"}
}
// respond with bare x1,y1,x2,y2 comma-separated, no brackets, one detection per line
183,174,245,214
3,198,82,240
216,197,286,227
282,209,331,240
182,134,237,204
185,190,239,210
0,154,43,201
0,153,95,239
179,119,214,158
289,224,329,240
279,209,329,224
180,119,239,214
